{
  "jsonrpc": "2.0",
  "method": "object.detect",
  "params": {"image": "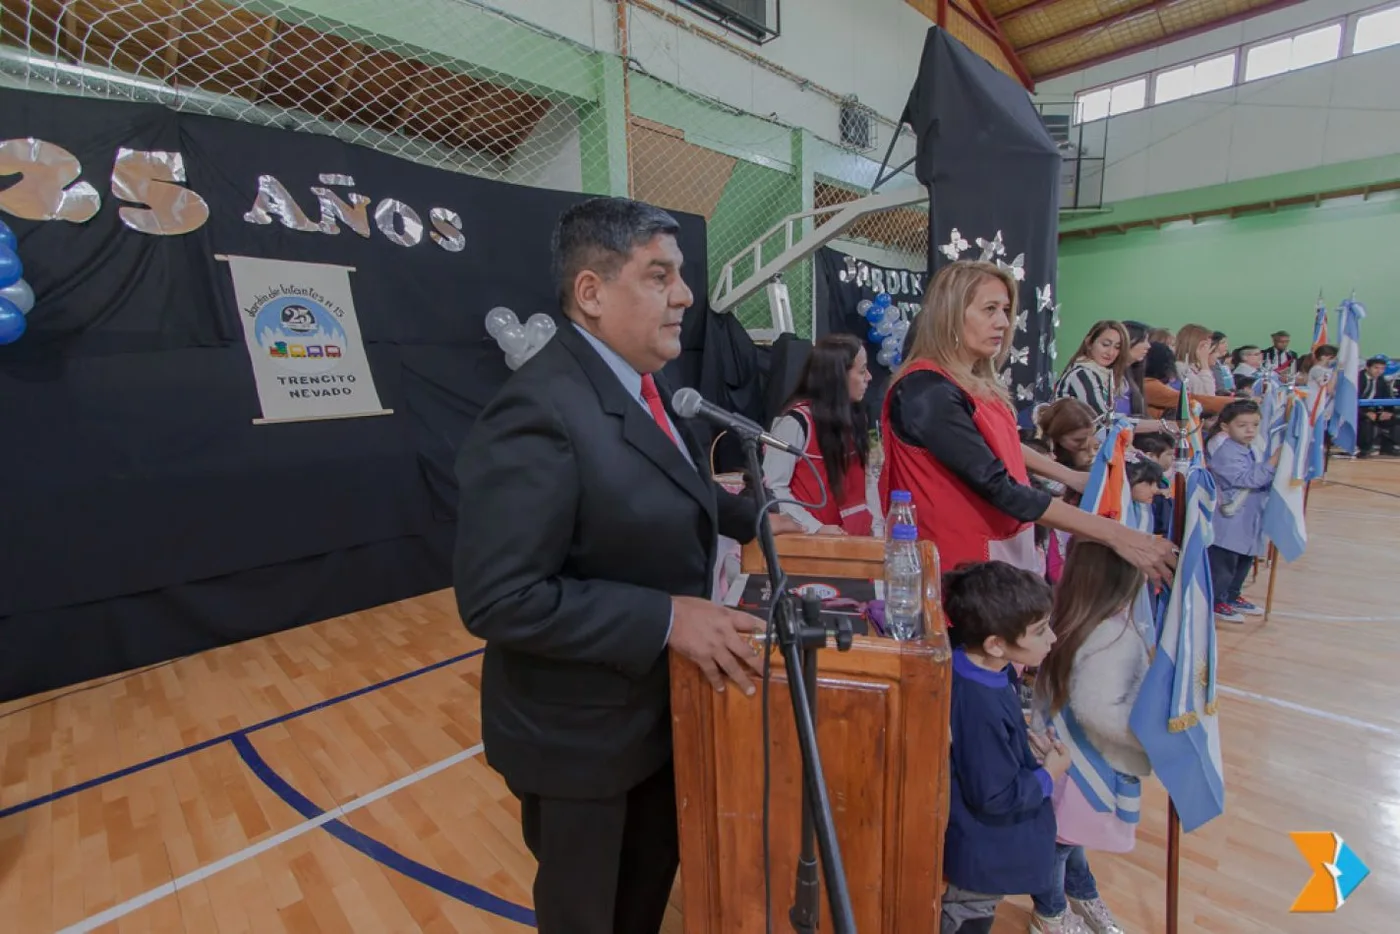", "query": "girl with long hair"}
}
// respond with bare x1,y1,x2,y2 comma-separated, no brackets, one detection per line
763,333,875,535
1141,337,1229,420
1120,320,1151,417
1174,324,1221,398
1028,540,1153,934
879,260,1175,582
